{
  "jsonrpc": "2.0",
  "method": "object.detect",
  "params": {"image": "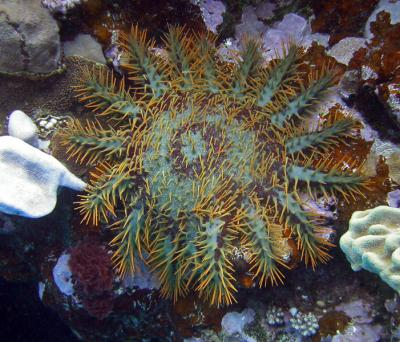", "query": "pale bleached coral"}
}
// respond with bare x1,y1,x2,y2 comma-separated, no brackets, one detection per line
0,135,86,217
42,0,84,15
0,109,86,217
340,206,400,293
8,110,39,147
